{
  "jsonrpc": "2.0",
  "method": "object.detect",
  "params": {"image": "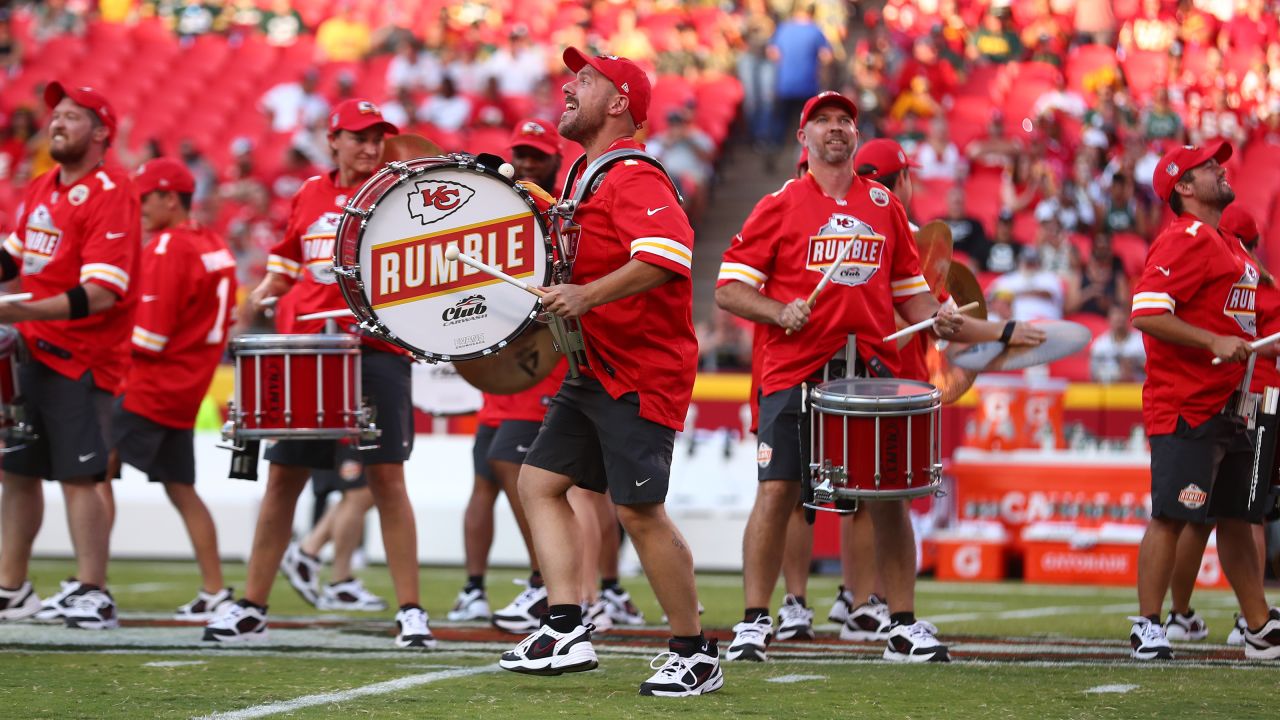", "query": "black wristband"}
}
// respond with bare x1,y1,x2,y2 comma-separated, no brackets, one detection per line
999,320,1016,344
0,251,16,282
66,285,90,320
